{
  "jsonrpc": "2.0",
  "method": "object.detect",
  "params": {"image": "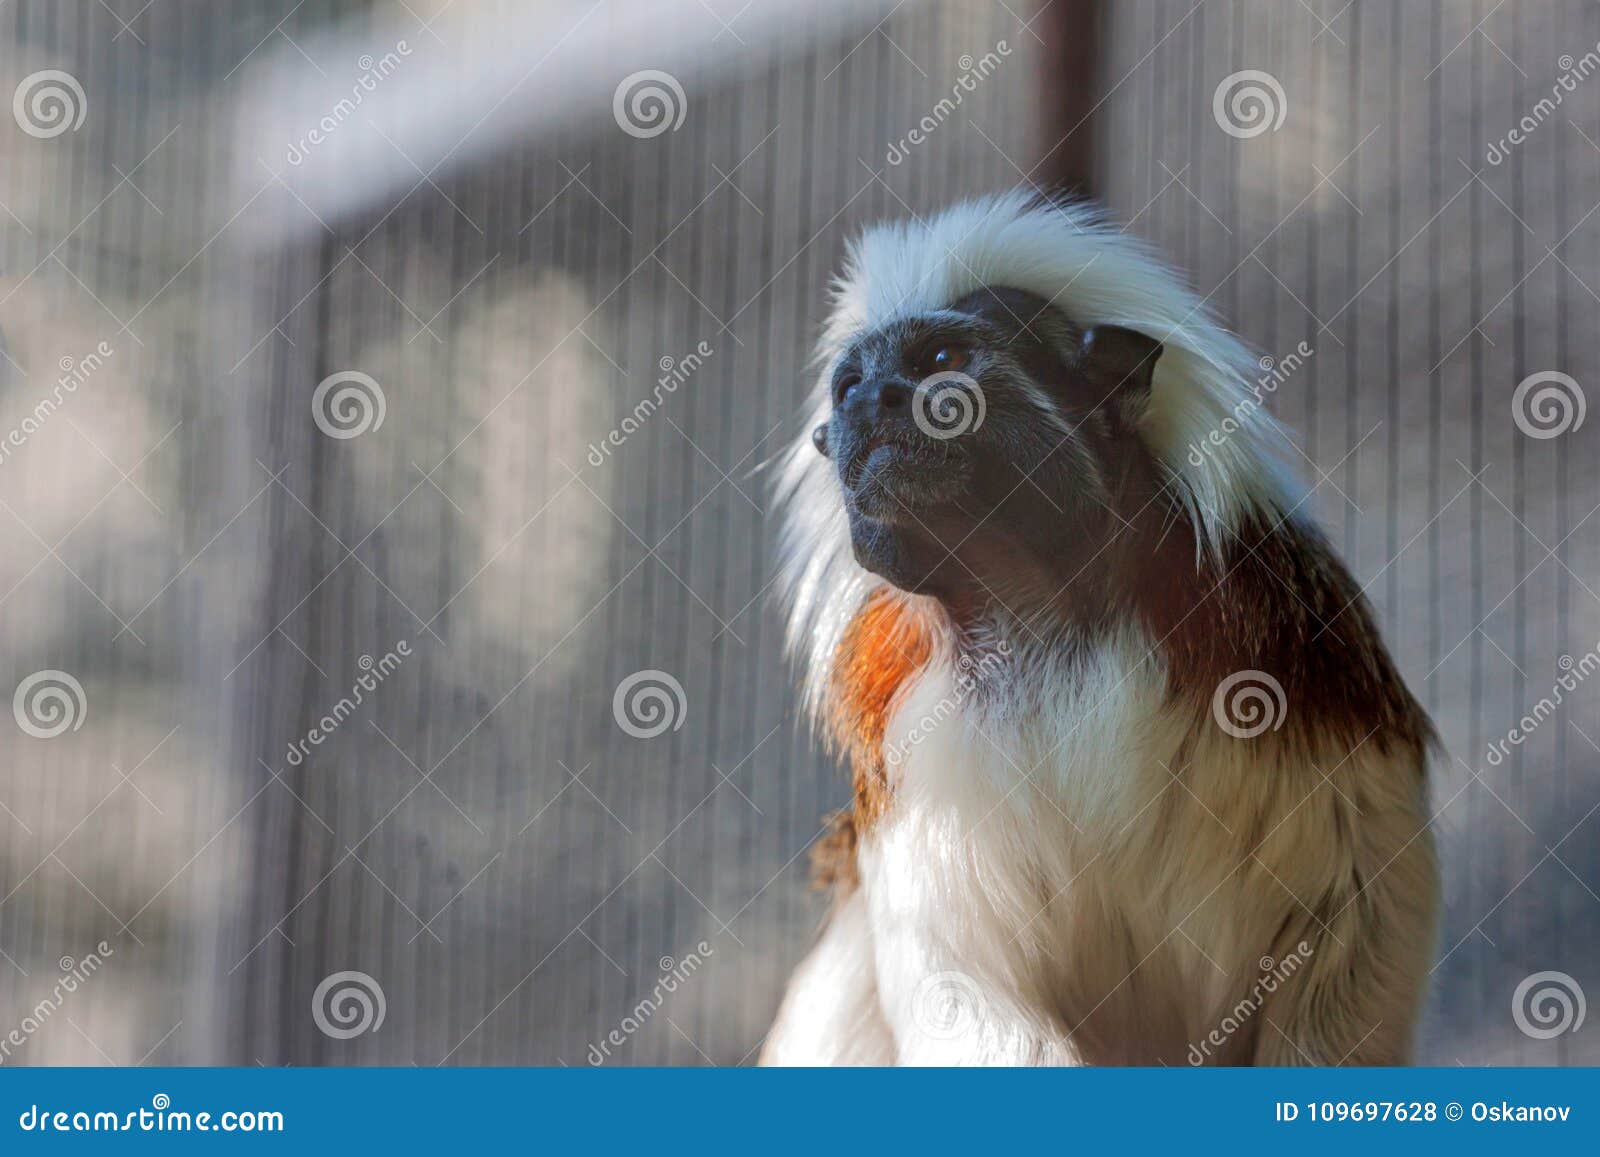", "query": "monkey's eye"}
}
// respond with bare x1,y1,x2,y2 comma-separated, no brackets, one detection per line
833,371,861,405
927,345,969,374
